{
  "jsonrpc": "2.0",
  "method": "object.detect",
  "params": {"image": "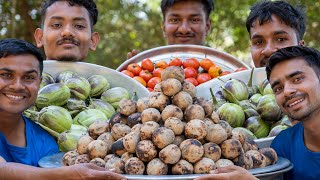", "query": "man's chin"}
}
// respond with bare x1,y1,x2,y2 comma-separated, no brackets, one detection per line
53,55,83,62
